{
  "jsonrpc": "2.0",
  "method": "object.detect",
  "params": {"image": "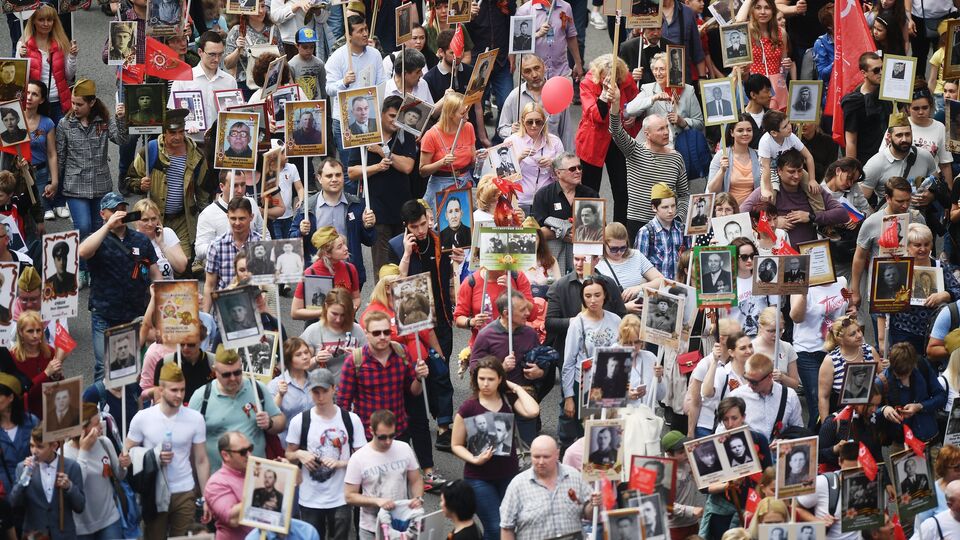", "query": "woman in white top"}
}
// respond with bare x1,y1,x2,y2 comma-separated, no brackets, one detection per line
595,222,665,314
561,278,622,420
905,80,953,182
698,329,753,436
725,237,774,336
300,288,367,378
618,315,665,410
751,306,799,389
686,317,739,437
132,198,187,280
624,52,704,144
